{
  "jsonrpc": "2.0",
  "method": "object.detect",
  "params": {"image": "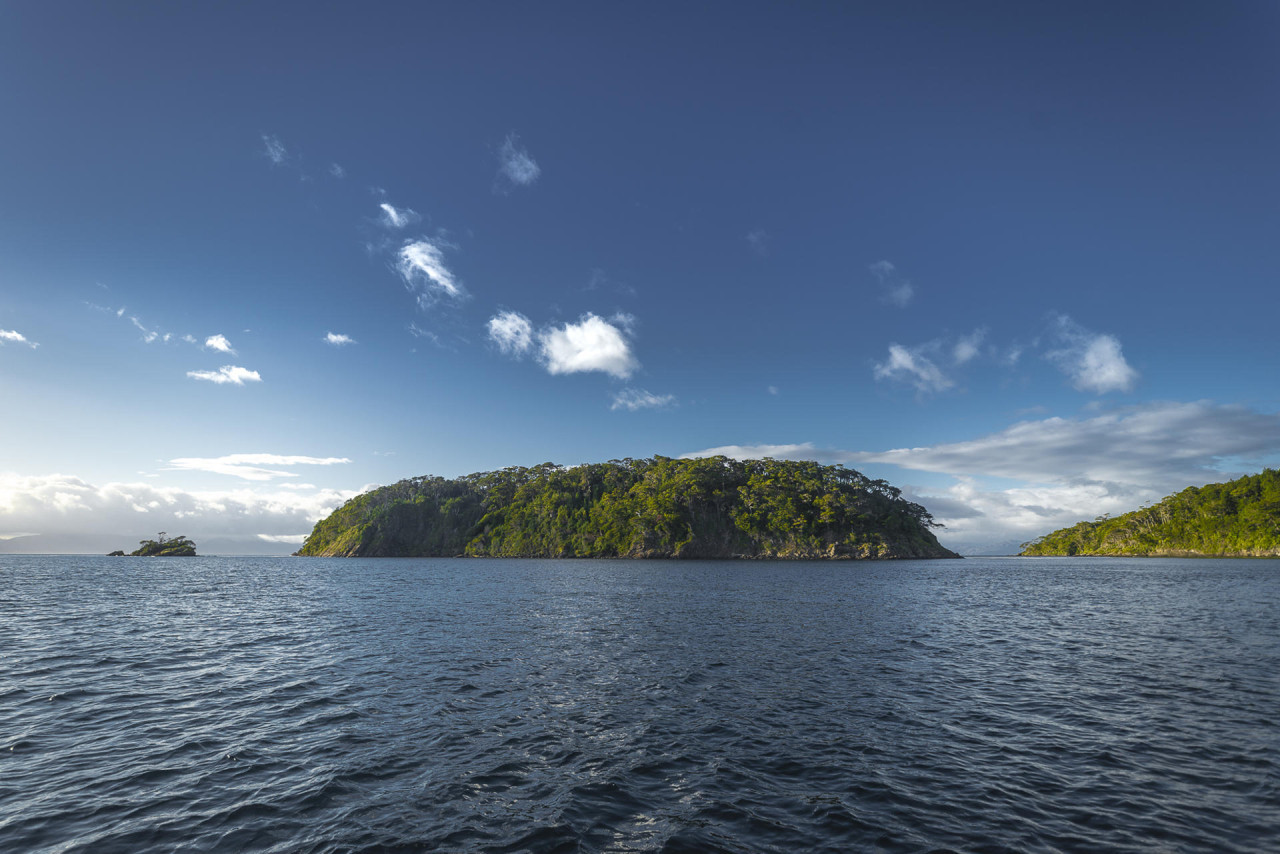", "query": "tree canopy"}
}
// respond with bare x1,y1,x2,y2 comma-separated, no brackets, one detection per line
298,456,957,560
1020,469,1280,557
130,532,198,557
